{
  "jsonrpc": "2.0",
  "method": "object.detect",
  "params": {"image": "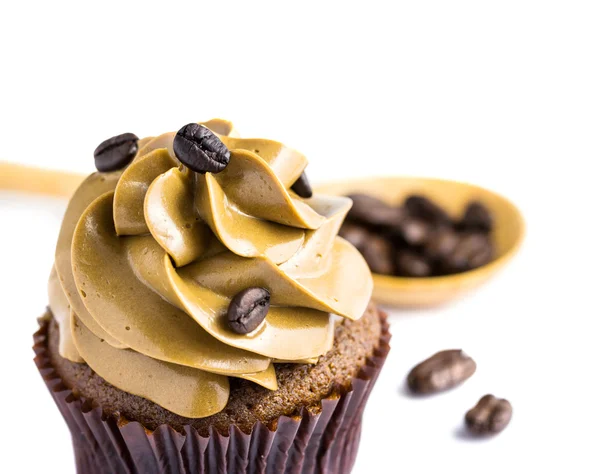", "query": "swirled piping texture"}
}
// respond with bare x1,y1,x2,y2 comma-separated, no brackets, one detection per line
49,119,373,418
